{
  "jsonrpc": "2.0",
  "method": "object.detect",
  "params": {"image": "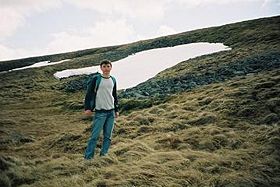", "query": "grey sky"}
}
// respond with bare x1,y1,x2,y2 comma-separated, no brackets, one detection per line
0,0,279,61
